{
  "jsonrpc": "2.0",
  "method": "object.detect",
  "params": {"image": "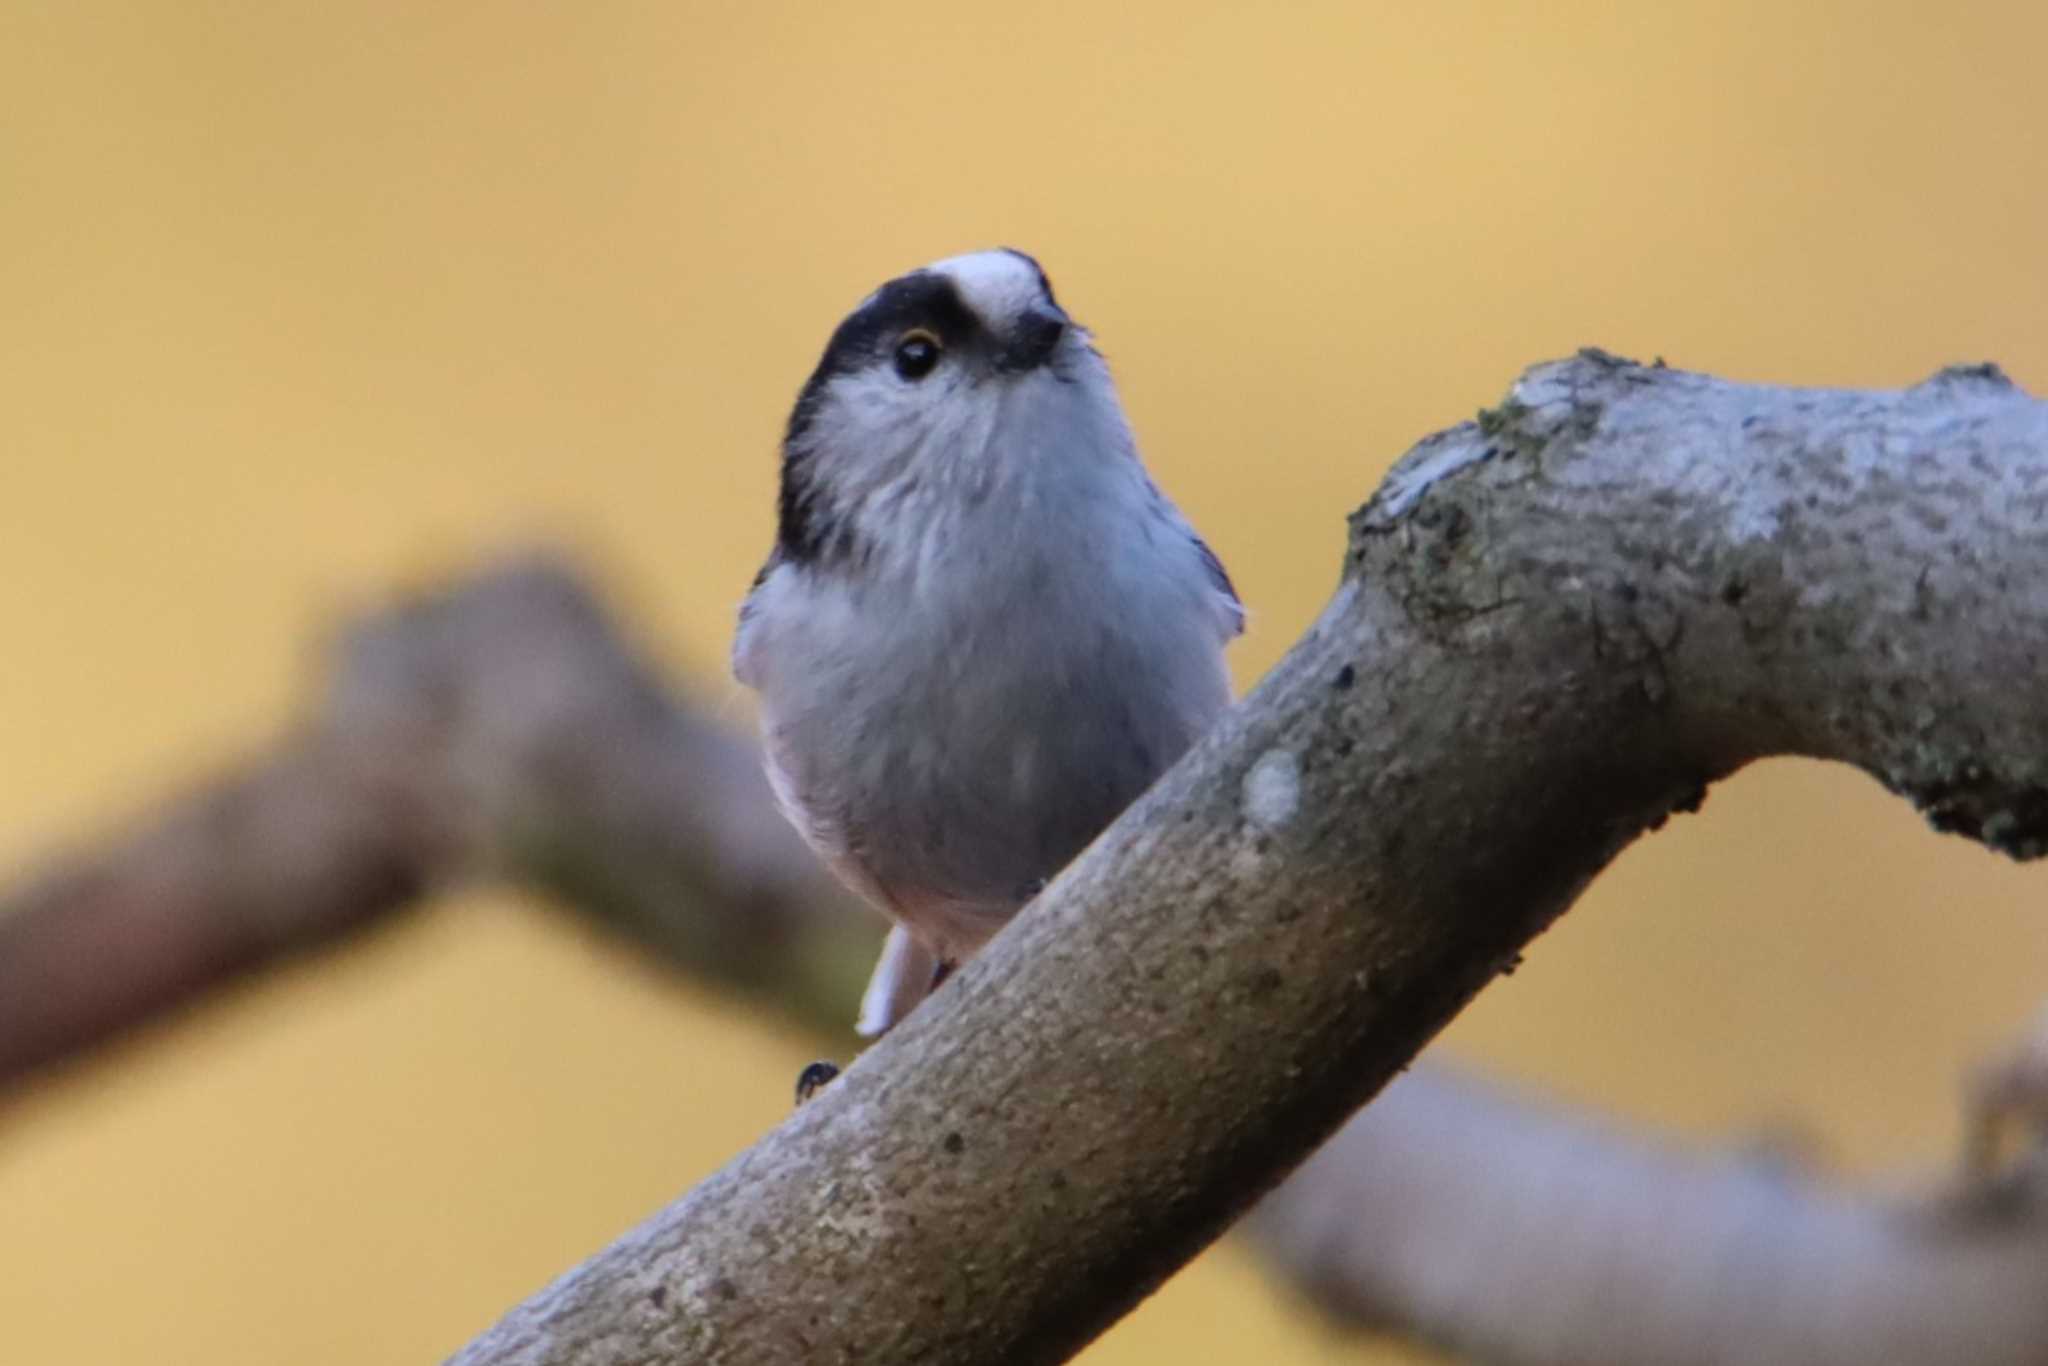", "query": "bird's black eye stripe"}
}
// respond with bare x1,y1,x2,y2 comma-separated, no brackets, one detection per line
785,254,1067,446
819,274,977,380
893,330,942,380
785,272,979,445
